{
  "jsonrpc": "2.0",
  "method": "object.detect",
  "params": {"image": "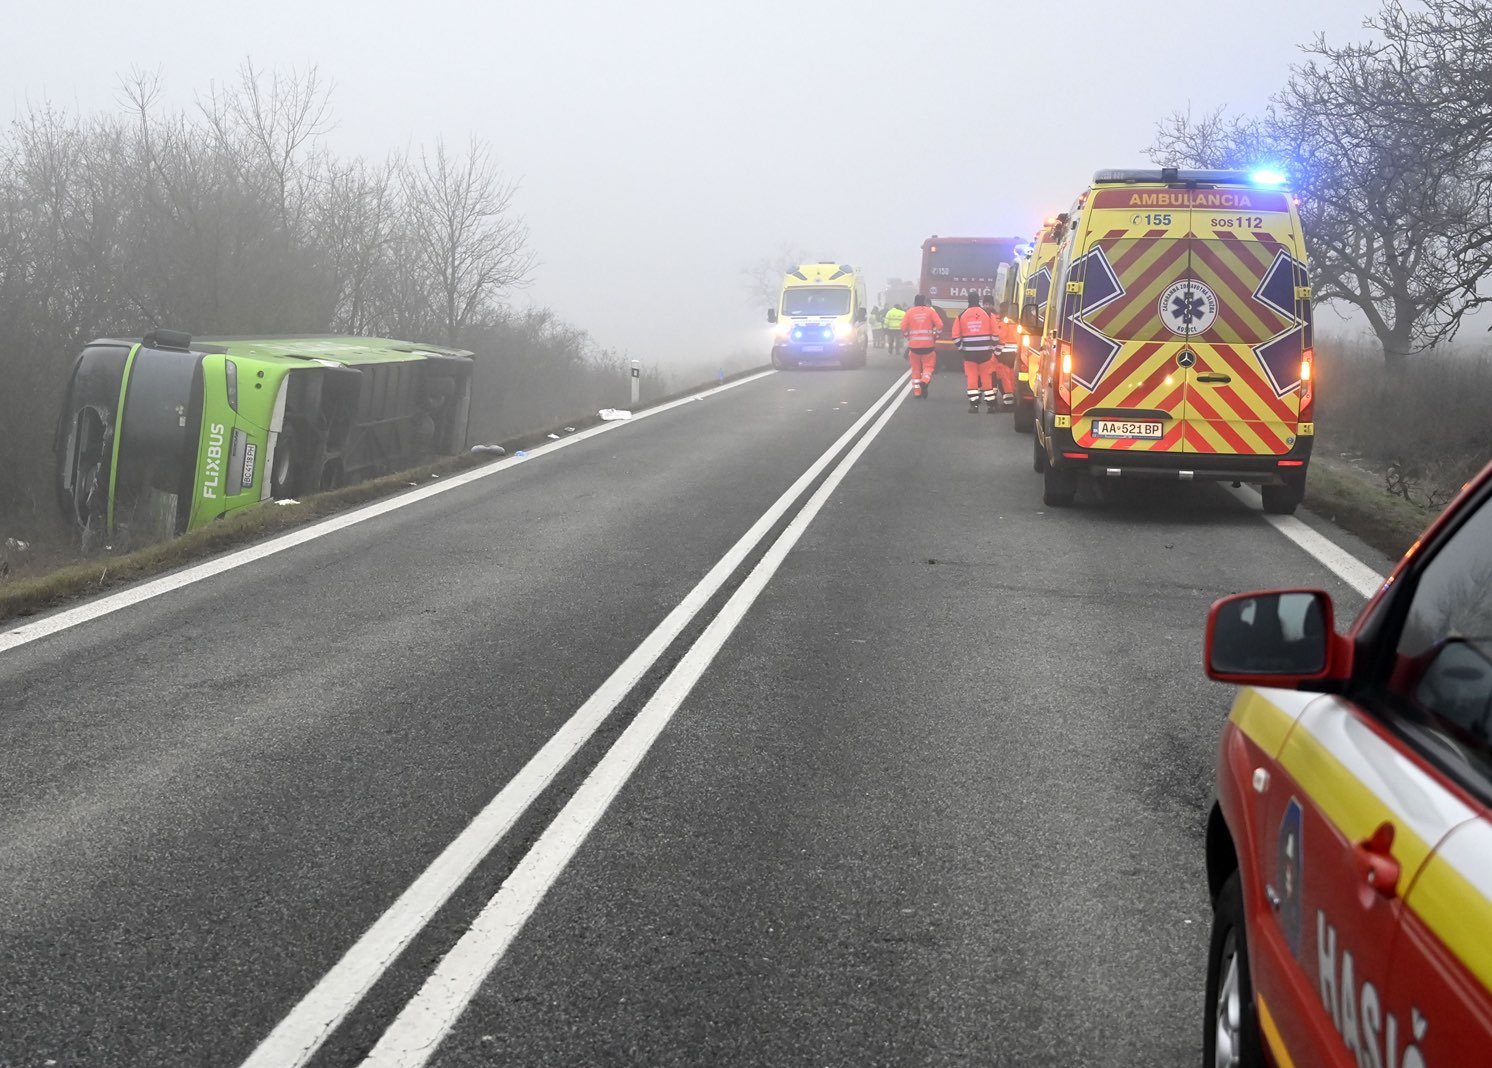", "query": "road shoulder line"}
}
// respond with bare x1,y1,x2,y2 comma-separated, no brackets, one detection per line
1223,485,1385,598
